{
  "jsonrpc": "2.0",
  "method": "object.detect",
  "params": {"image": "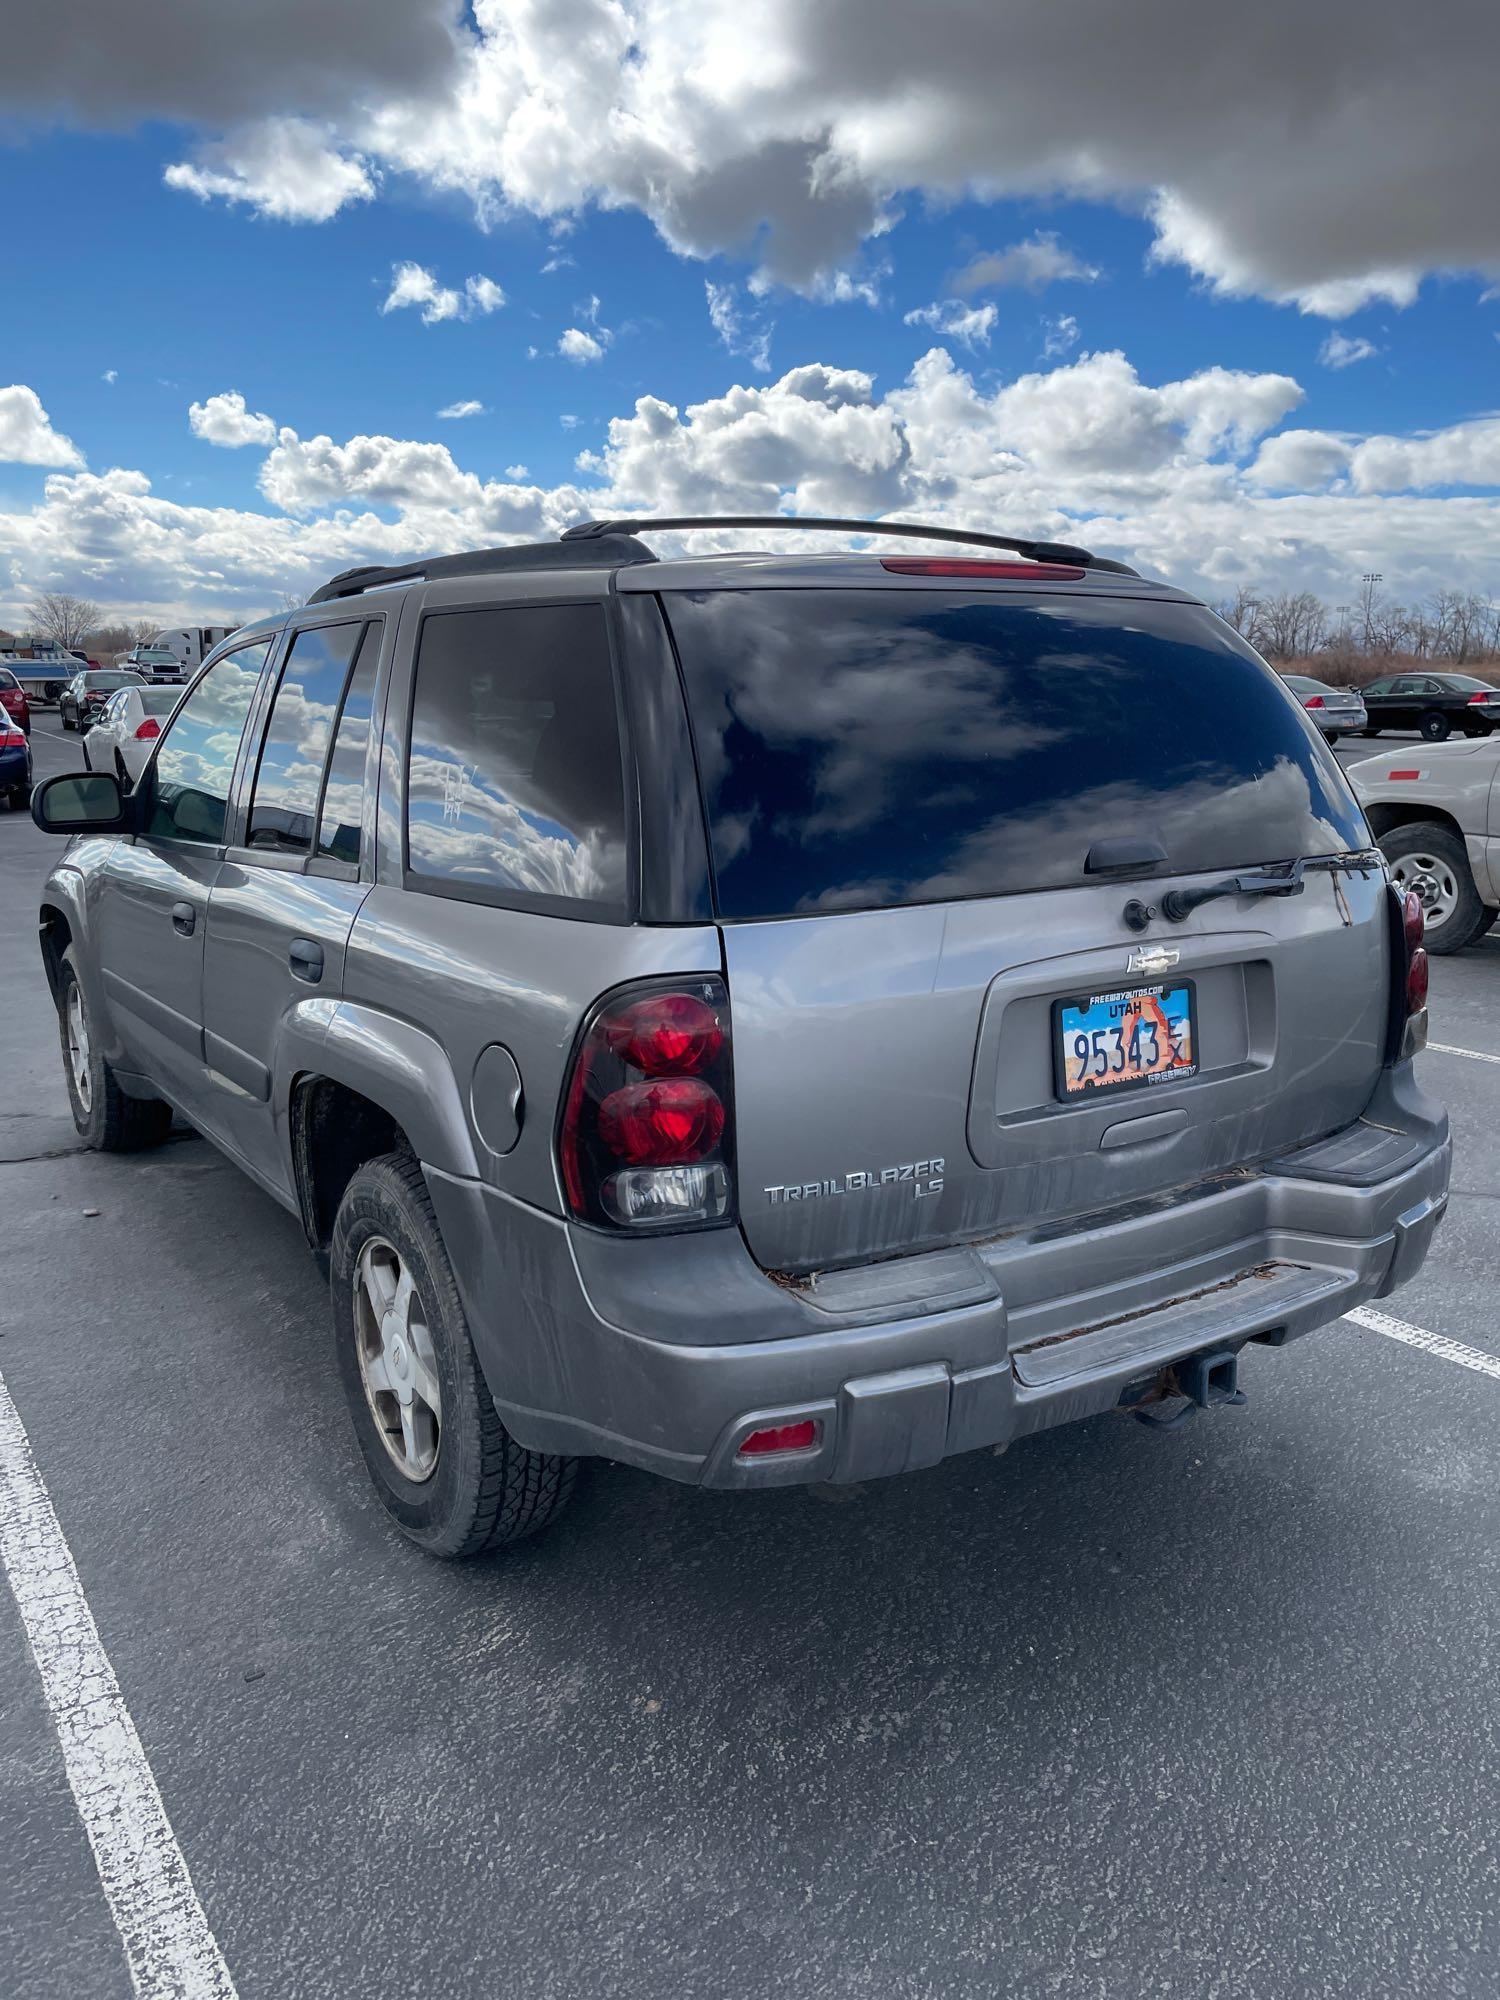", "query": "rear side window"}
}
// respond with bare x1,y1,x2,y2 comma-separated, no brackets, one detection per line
316,628,380,864
405,603,628,913
664,590,1369,920
147,642,269,845
247,621,364,854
